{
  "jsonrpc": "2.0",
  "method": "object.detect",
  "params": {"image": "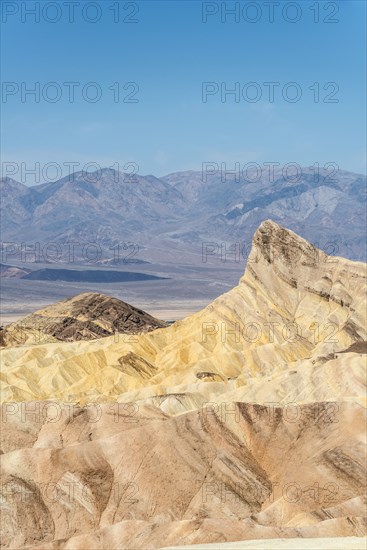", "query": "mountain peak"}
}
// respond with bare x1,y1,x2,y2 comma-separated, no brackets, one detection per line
250,219,323,266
